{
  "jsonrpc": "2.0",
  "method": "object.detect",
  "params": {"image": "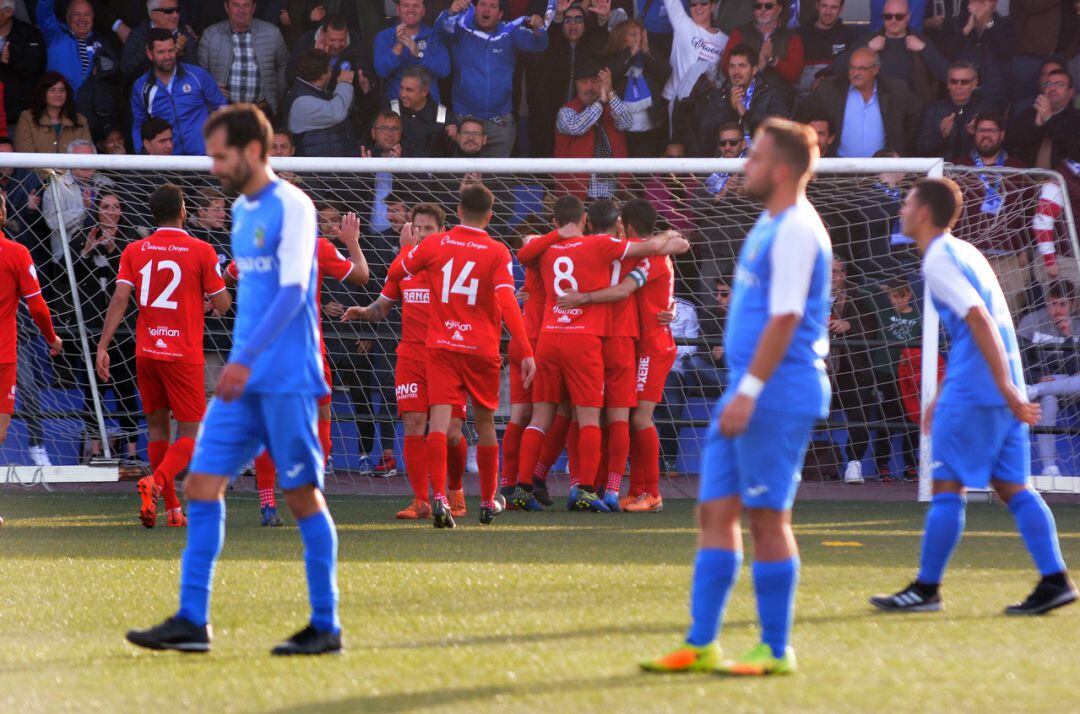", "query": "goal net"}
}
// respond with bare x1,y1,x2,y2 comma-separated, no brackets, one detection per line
1,154,1077,497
